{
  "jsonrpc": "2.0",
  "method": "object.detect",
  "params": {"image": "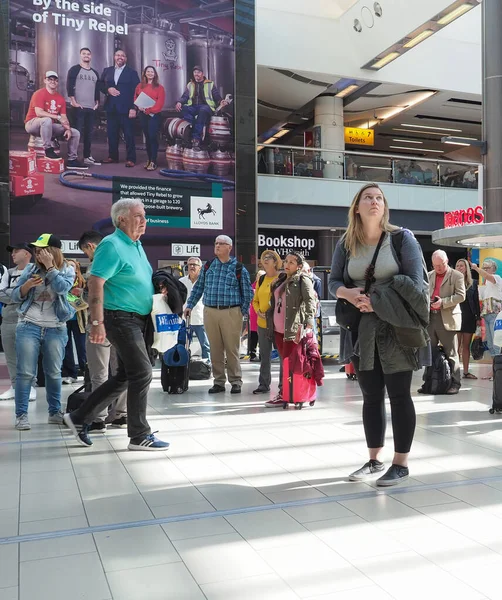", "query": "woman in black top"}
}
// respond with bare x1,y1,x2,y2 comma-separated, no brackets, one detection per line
455,259,480,379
